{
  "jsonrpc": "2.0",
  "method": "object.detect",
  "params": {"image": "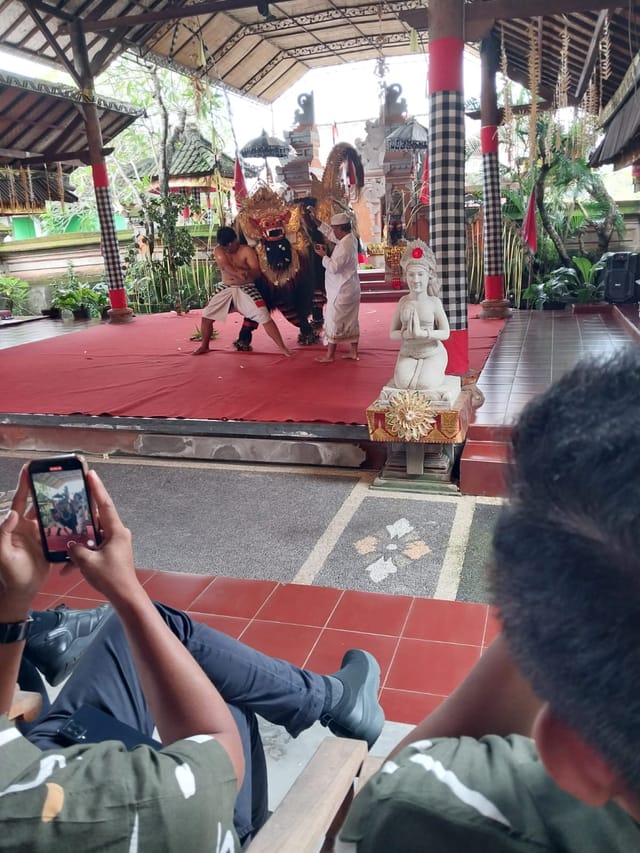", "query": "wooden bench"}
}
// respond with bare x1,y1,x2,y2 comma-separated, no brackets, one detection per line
246,738,385,853
9,686,42,722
